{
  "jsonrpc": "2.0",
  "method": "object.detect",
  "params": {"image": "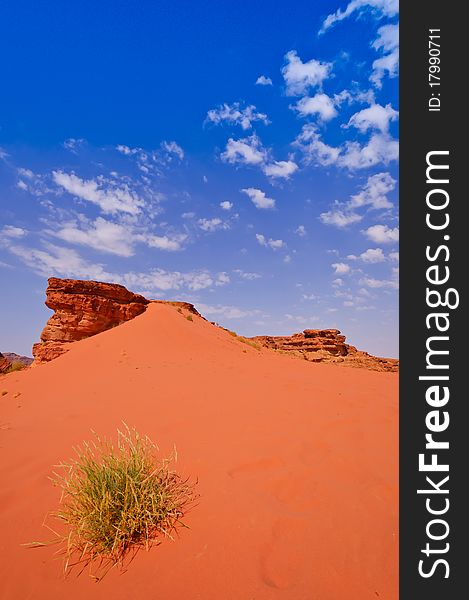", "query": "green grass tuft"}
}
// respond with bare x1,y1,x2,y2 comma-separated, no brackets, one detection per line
32,426,197,579
226,329,260,350
237,337,261,351
186,315,193,322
